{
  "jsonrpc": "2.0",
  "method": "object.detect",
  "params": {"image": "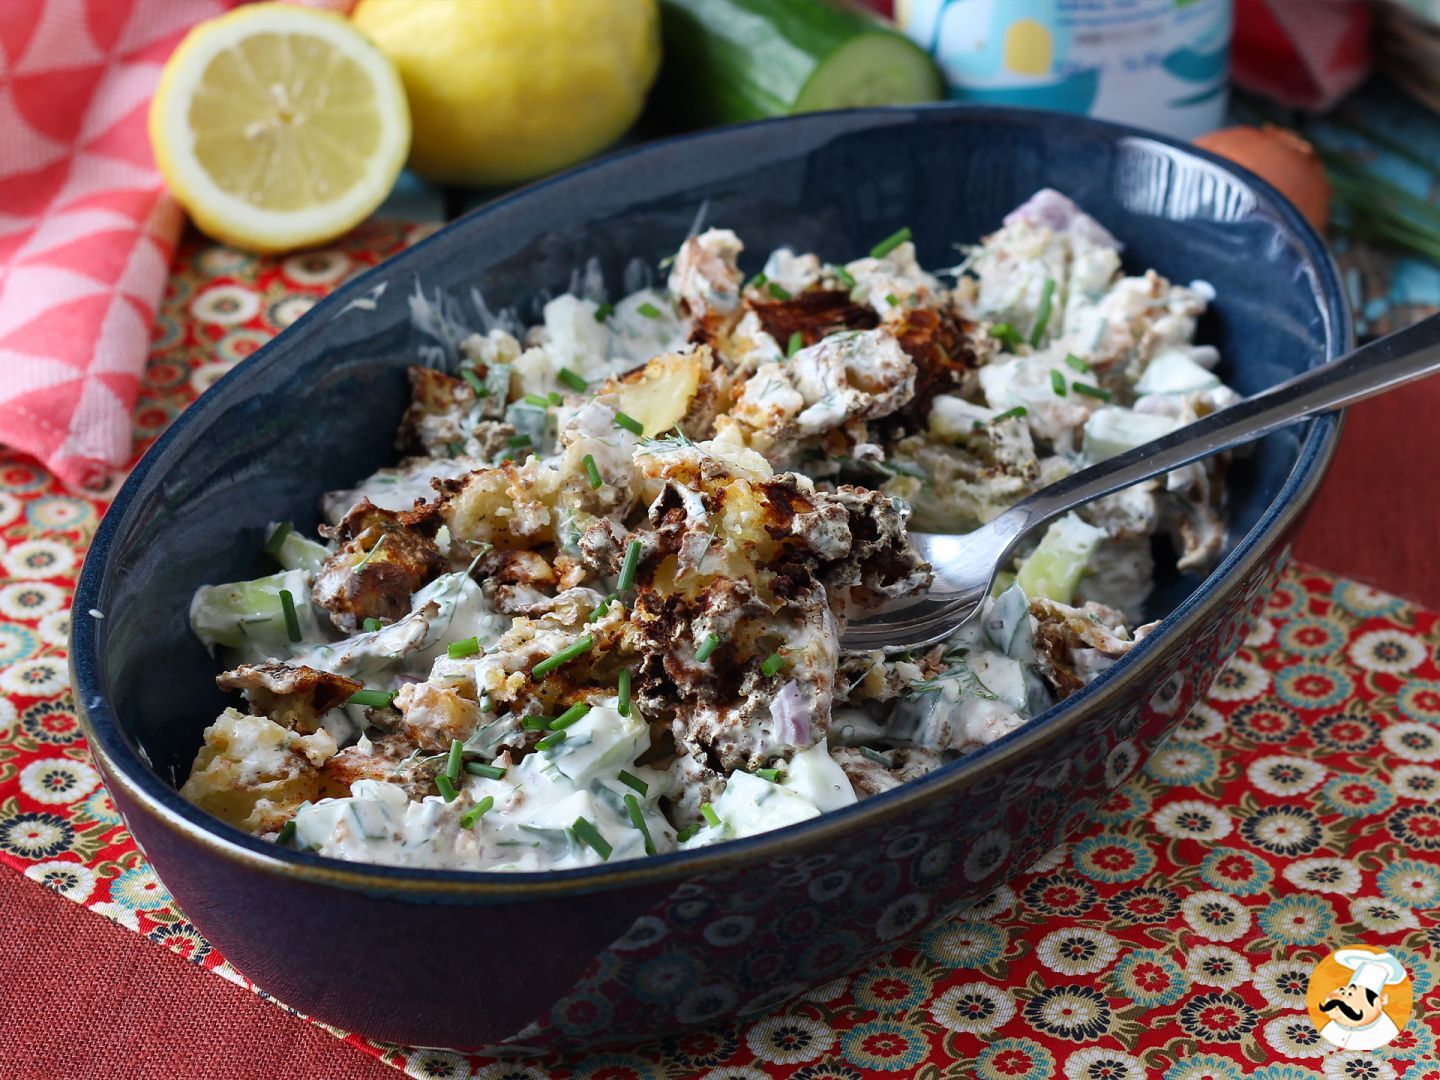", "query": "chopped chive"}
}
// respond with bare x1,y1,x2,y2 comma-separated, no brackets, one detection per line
888,459,929,479
992,406,1028,423
859,746,895,768
613,410,644,436
1073,382,1112,401
520,715,553,730
695,633,719,662
572,815,612,860
448,636,480,659
275,820,296,846
618,538,643,591
747,271,768,290
618,668,632,717
363,618,383,633
761,652,785,677
506,433,532,448
884,292,900,307
989,322,1023,352
278,589,301,643
264,522,292,558
589,592,618,622
444,738,464,782
347,688,396,708
786,331,803,358
523,392,552,409
676,823,701,843
459,795,494,829
636,302,662,319
557,367,587,393
1065,352,1091,374
594,302,614,322
700,803,721,828
435,774,459,802
536,730,567,751
870,226,911,258
755,767,781,782
583,453,603,489
624,794,657,856
465,762,506,780
1050,369,1068,396
1030,277,1055,346
617,769,648,796
532,634,595,679
658,254,676,270
832,265,856,289
551,702,591,730
767,282,792,301
460,367,488,396
547,391,563,406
